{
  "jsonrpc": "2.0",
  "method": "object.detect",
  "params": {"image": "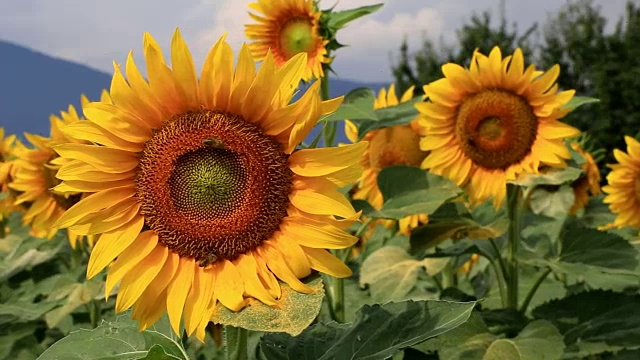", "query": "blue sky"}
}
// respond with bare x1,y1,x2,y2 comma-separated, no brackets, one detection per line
0,0,628,82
